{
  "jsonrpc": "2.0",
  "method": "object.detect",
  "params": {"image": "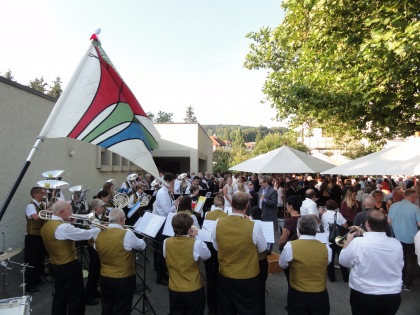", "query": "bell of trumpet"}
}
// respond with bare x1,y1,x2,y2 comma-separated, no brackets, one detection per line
335,225,363,247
